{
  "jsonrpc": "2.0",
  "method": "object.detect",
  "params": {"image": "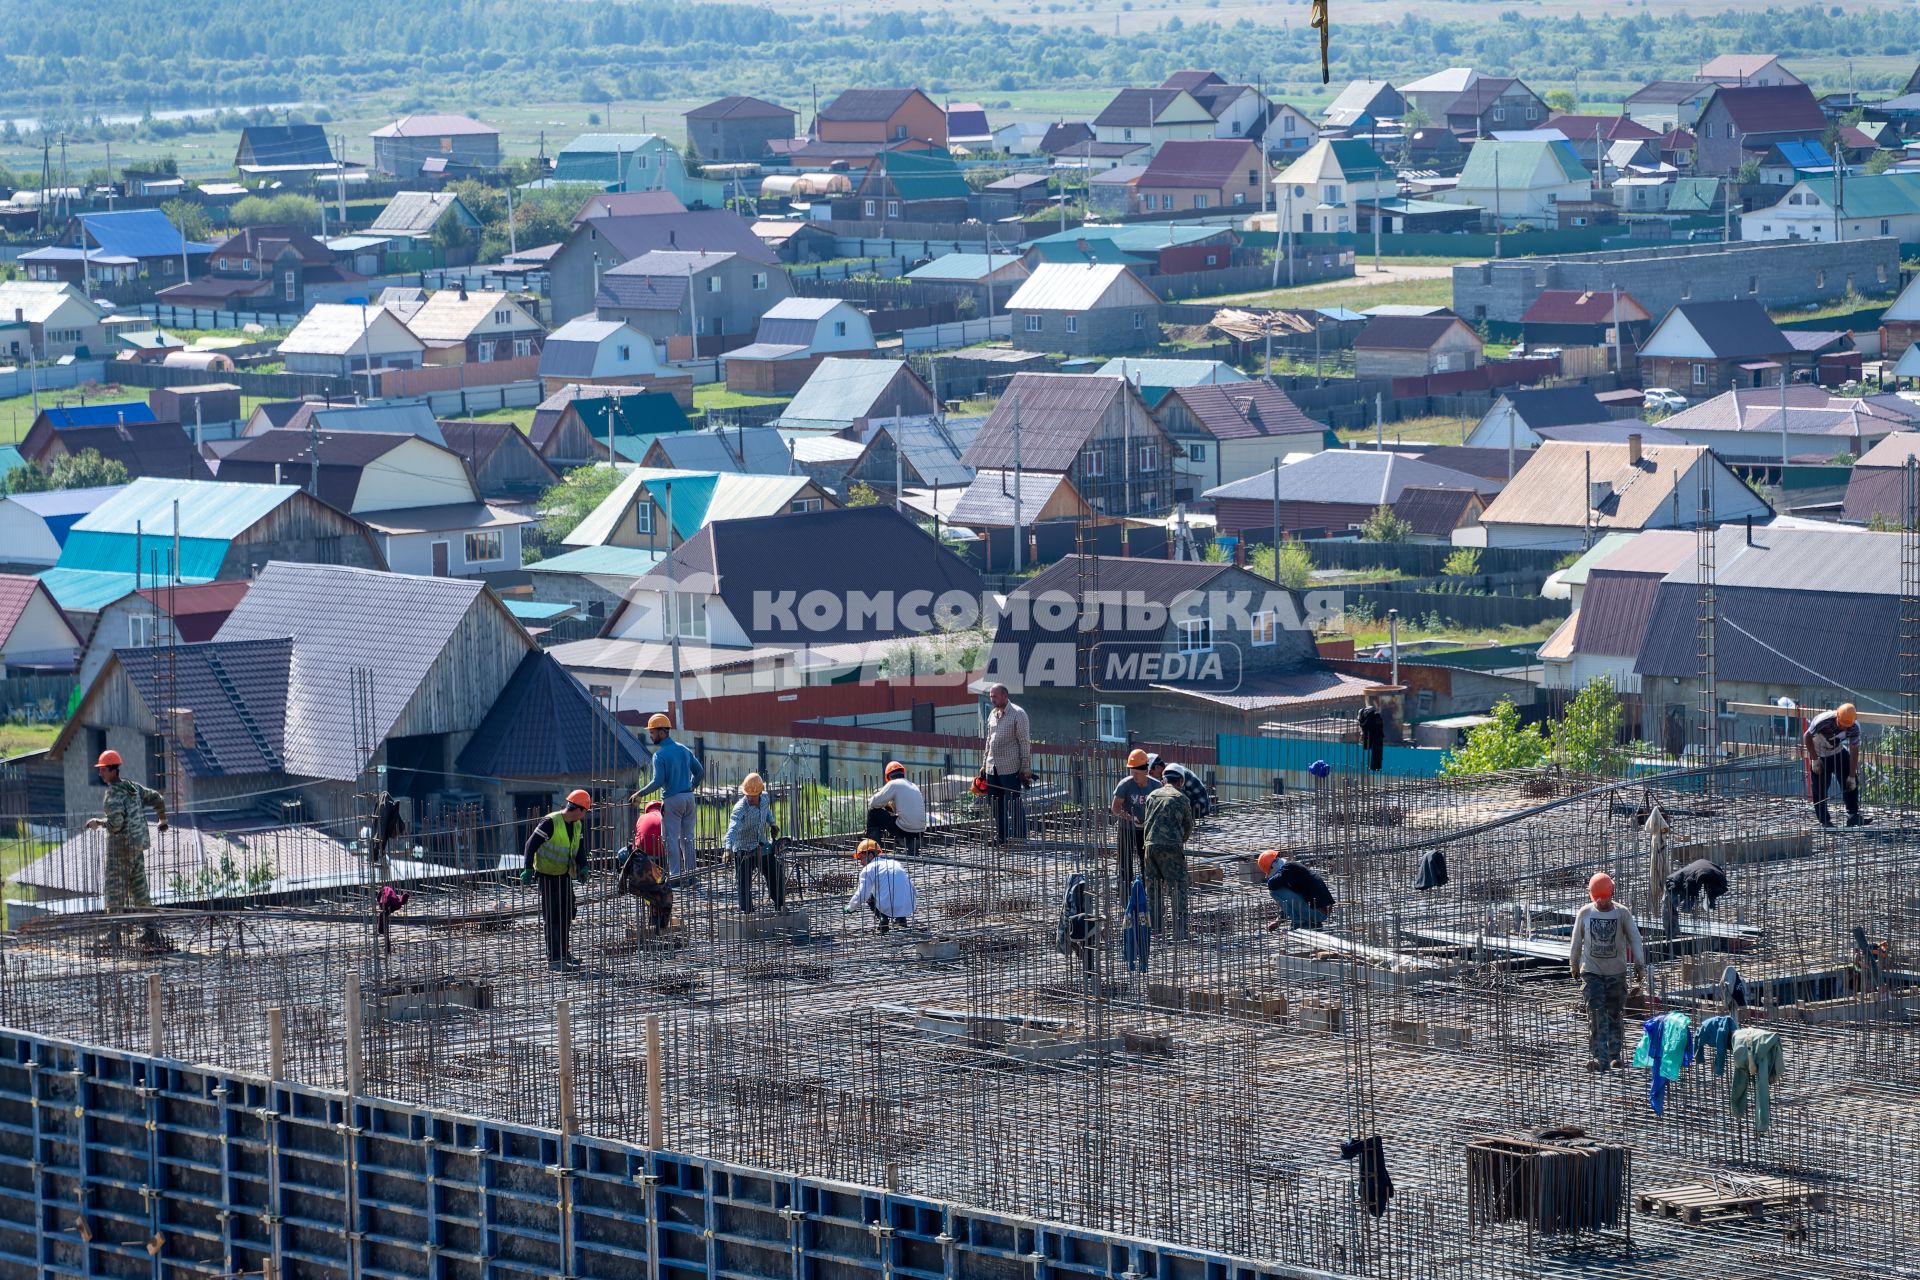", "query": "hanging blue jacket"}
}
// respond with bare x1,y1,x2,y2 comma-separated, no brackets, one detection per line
1697,1015,1737,1077
1123,875,1151,972
1630,1011,1695,1114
